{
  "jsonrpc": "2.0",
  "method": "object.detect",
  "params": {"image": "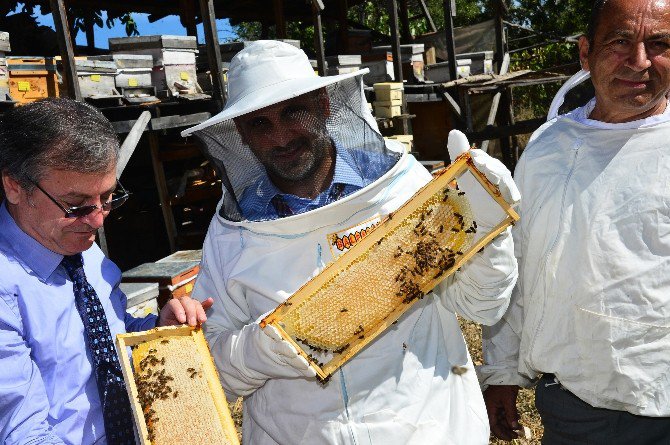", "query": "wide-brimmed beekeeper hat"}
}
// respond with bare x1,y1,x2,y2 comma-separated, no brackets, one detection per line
181,40,369,136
